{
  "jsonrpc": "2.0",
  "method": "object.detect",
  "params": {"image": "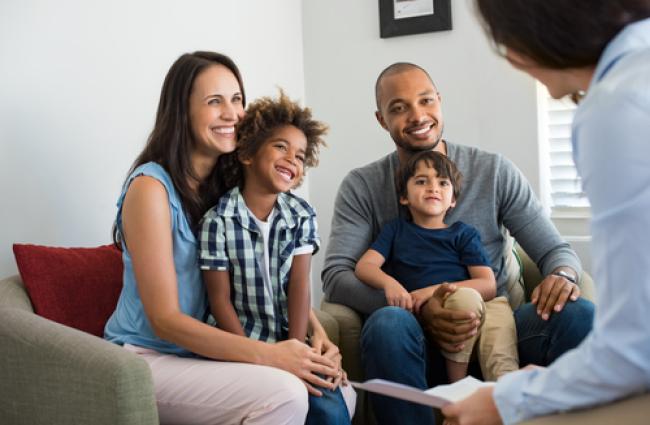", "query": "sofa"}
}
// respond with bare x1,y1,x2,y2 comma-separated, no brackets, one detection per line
0,244,339,425
321,245,650,425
